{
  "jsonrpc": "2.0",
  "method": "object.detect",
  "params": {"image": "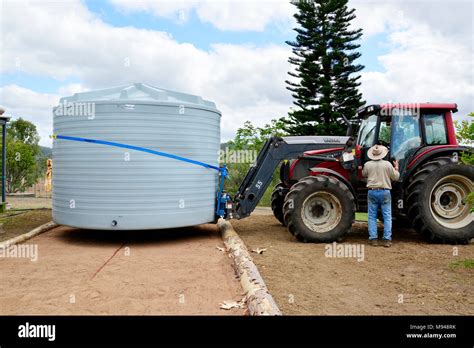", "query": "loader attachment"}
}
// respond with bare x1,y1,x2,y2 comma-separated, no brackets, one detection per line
231,135,349,219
